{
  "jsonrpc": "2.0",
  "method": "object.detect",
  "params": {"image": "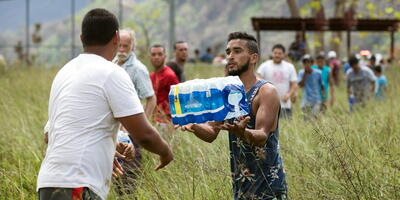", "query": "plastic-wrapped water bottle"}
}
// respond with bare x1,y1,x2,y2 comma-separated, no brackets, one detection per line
349,95,355,104
117,131,132,162
169,76,249,125
349,94,355,112
118,130,132,144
